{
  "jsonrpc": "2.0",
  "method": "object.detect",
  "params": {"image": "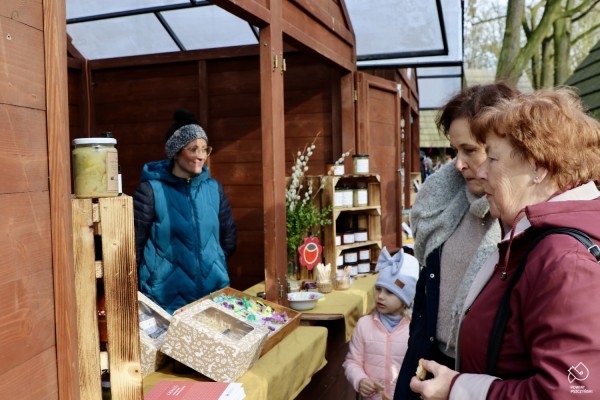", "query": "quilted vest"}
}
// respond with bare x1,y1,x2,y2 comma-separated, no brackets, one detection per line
138,164,229,314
